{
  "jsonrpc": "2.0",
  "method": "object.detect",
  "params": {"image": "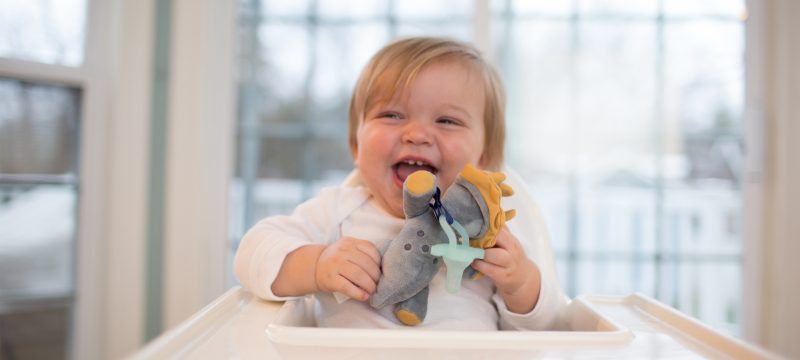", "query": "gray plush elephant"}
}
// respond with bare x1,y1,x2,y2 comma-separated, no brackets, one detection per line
369,164,515,326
